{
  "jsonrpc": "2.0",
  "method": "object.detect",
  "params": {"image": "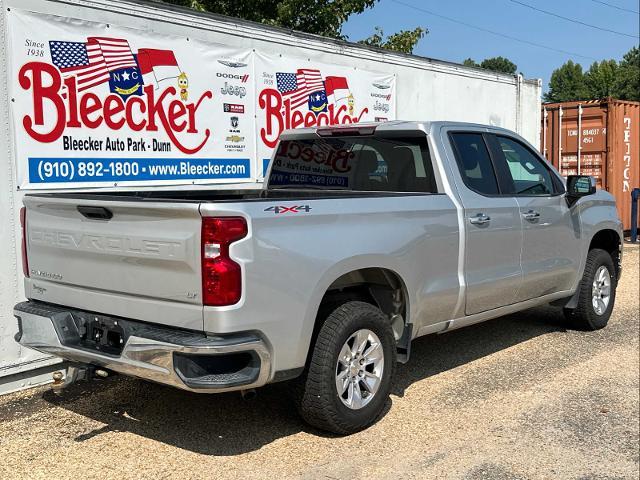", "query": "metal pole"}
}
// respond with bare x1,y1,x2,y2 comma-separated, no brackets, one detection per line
559,106,563,173
631,188,639,243
543,107,548,158
577,104,582,175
